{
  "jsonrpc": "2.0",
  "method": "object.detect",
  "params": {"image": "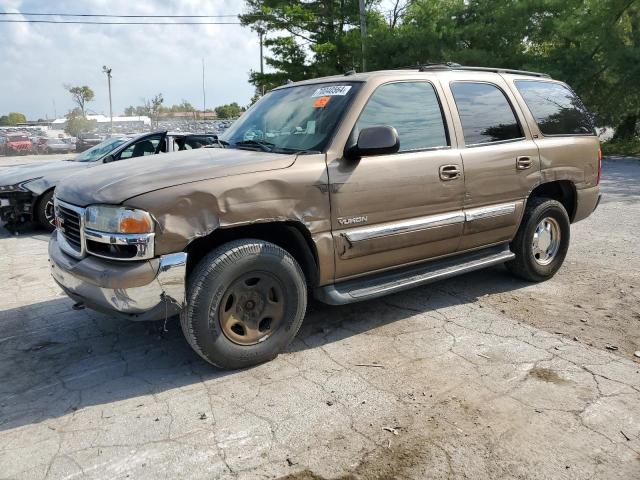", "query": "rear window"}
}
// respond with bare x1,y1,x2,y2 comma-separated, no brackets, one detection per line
450,82,524,146
514,80,594,136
